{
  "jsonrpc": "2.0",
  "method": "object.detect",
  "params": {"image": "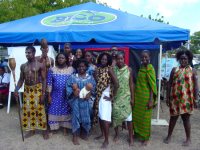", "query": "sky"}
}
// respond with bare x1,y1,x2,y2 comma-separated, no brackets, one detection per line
97,0,200,35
